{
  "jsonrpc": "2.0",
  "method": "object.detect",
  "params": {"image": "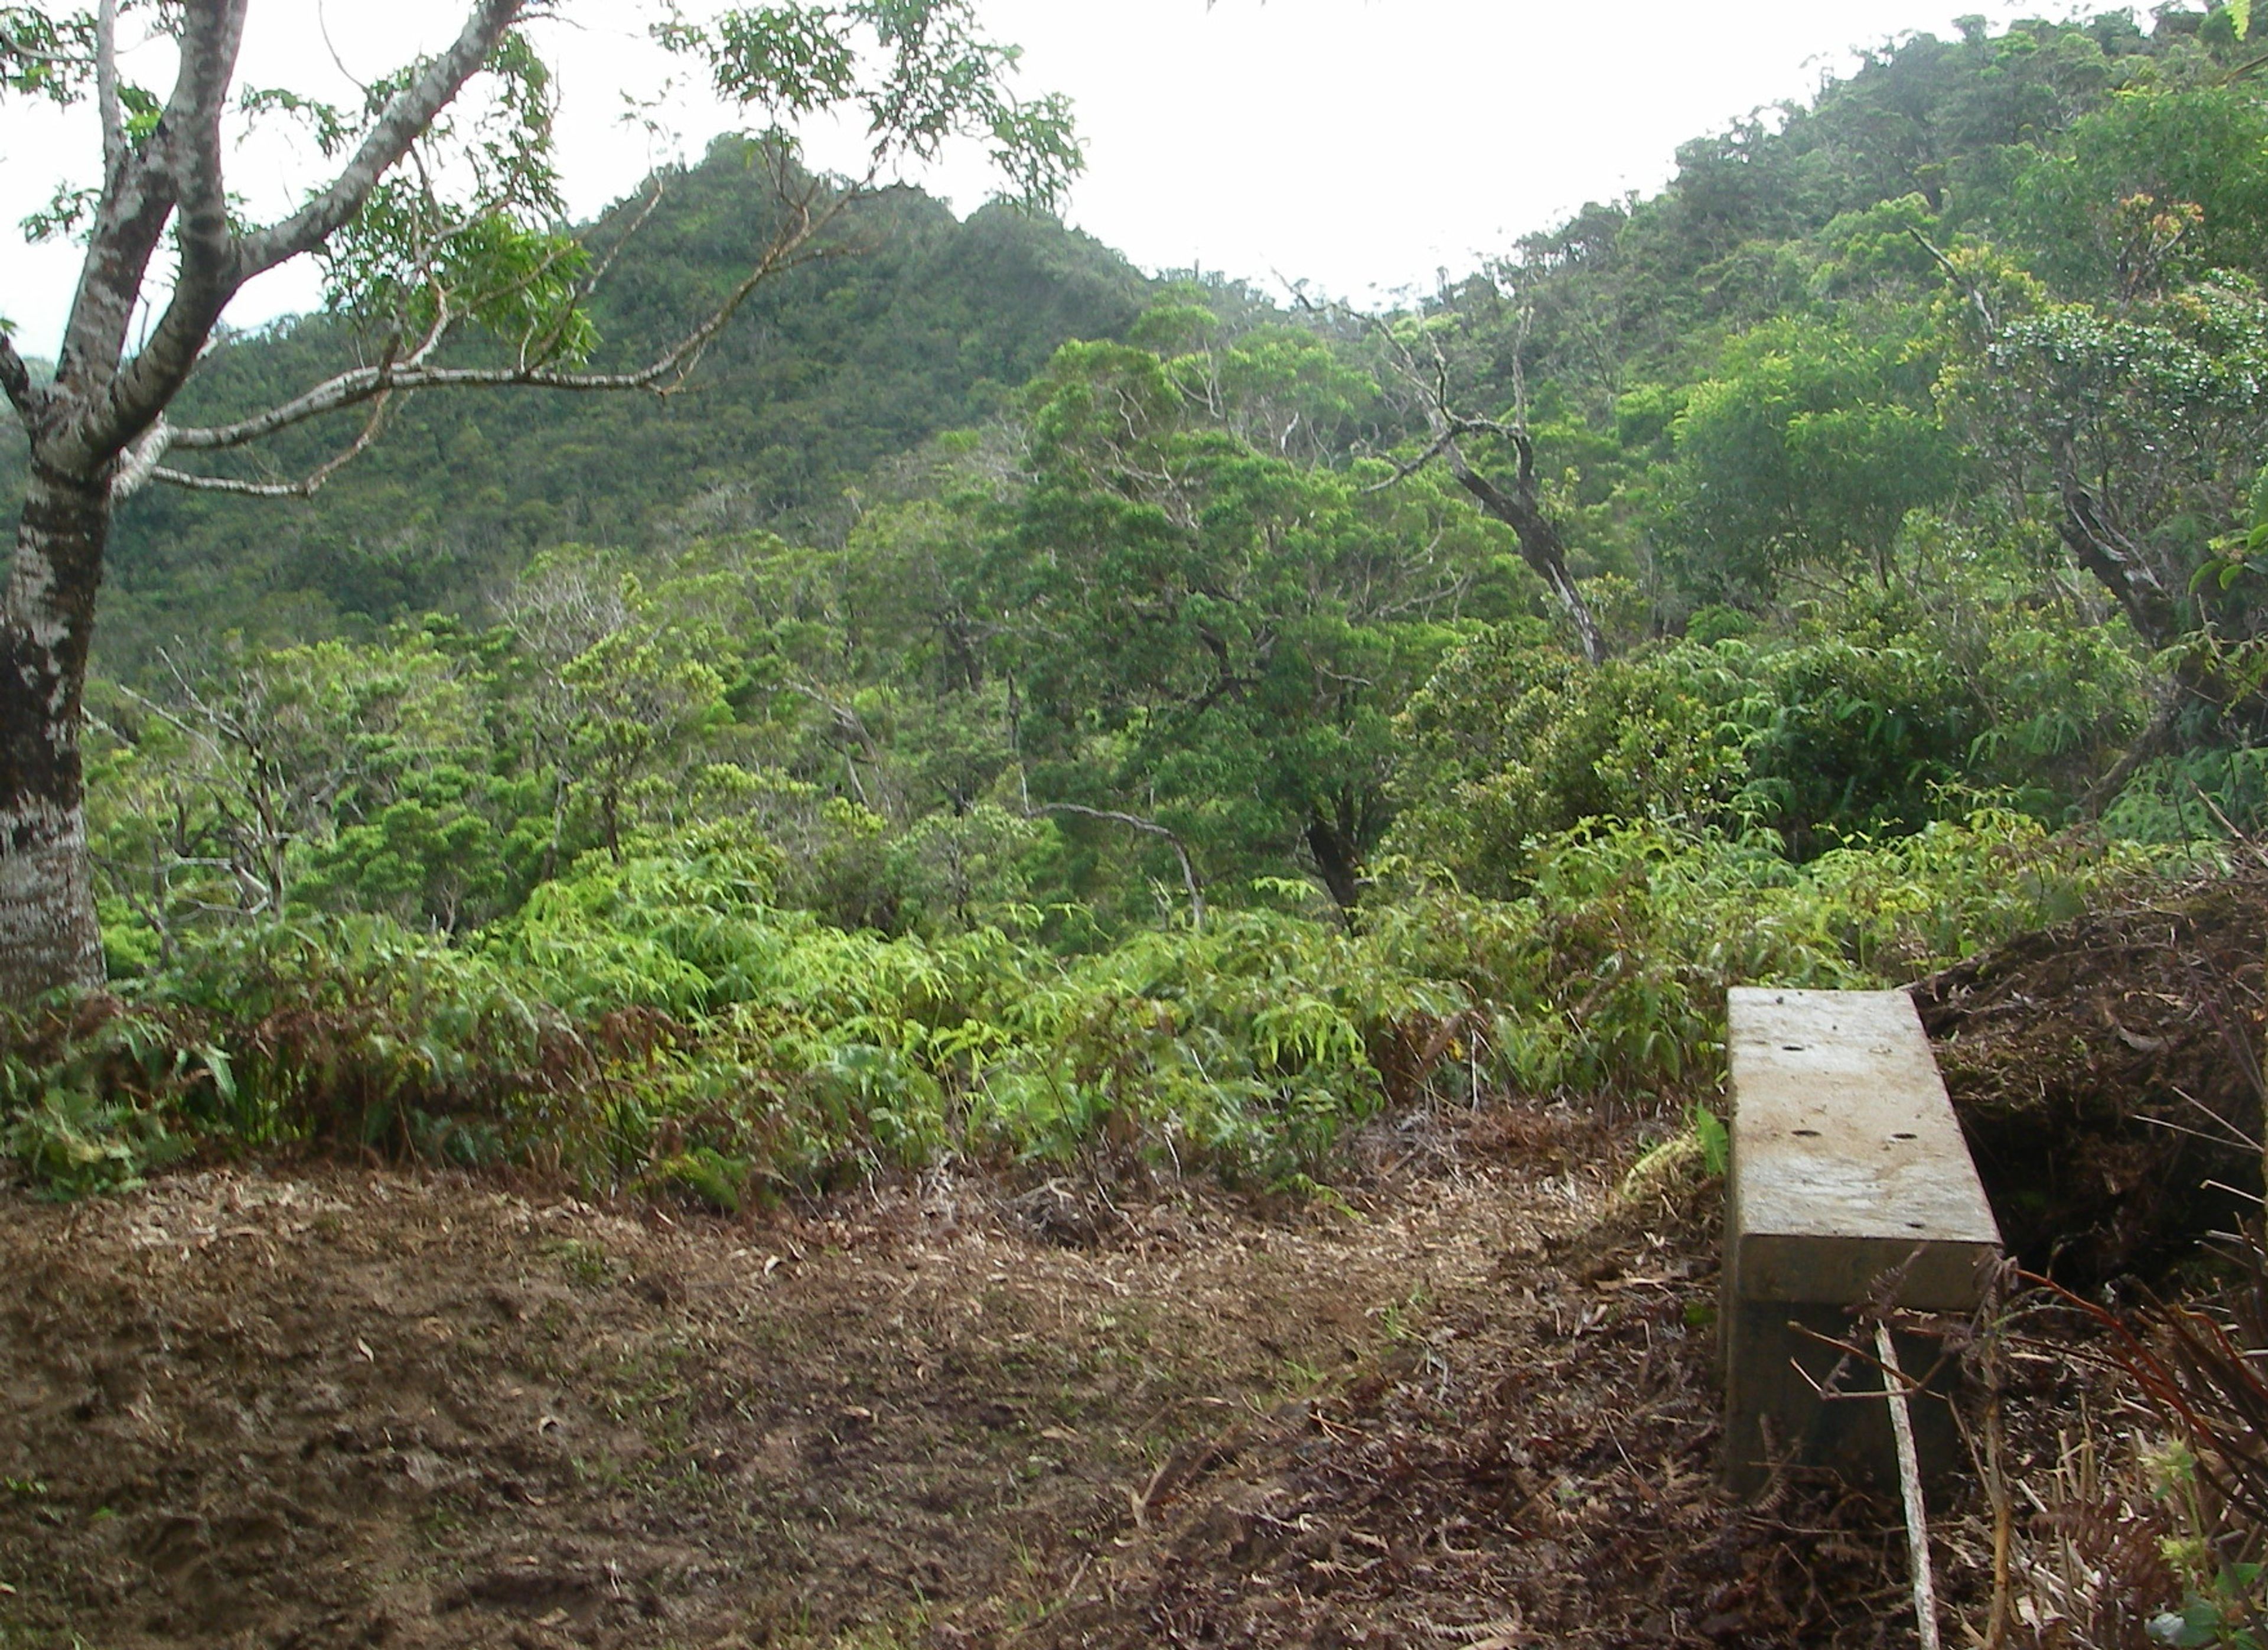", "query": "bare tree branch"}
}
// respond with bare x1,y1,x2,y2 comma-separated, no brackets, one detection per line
142,388,401,500
0,11,90,69
157,175,849,477
60,0,542,472
142,468,303,499
54,0,249,468
93,0,122,178
235,0,526,279
1908,227,1997,333
57,0,527,472
90,1,524,466
1357,427,1457,494
1354,311,1607,663
514,175,670,373
1030,802,1205,928
0,333,34,423
54,0,198,425
107,414,172,497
